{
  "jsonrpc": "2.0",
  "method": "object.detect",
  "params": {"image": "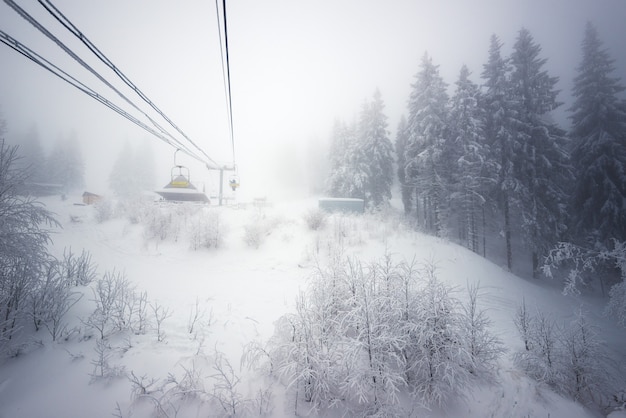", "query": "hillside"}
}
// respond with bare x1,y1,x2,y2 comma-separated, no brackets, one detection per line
0,195,624,418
